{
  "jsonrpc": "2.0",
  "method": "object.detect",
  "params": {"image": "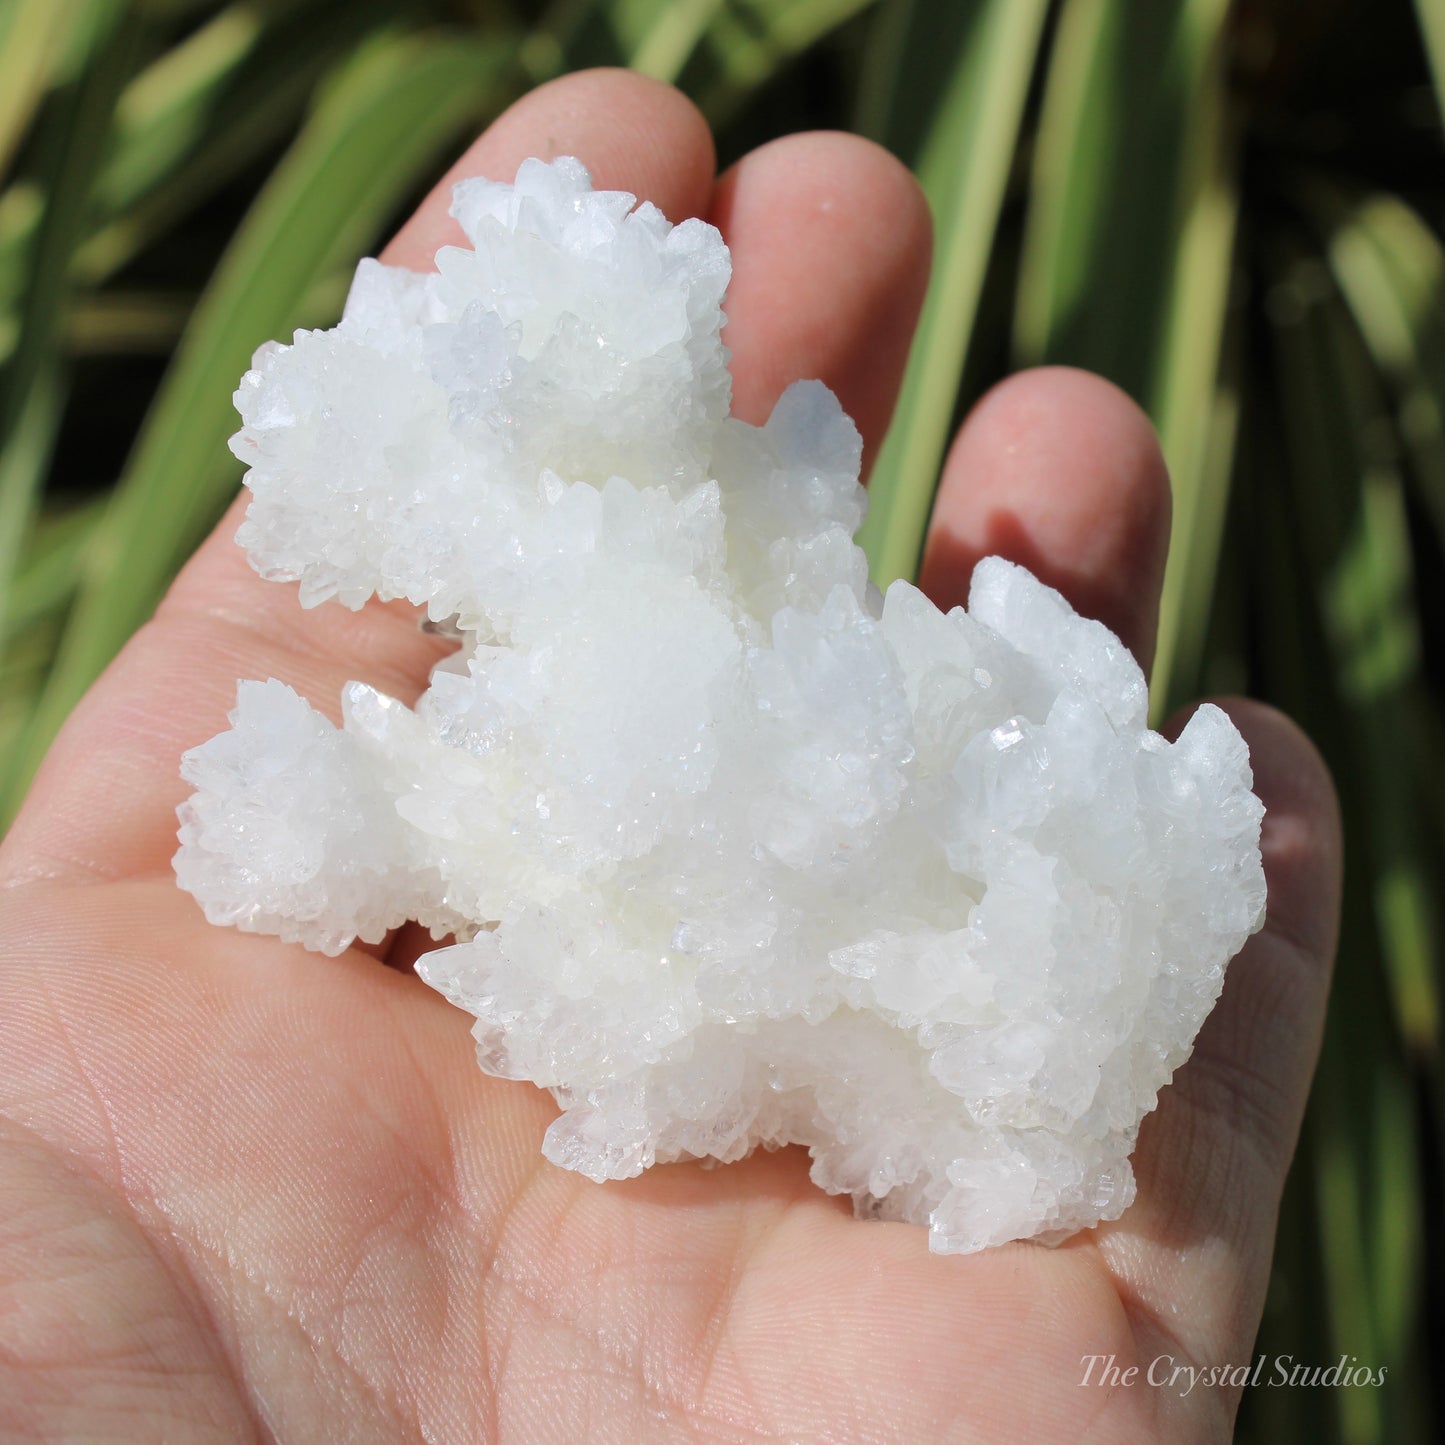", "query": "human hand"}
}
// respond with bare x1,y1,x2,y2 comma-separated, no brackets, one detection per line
0,70,1341,1443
